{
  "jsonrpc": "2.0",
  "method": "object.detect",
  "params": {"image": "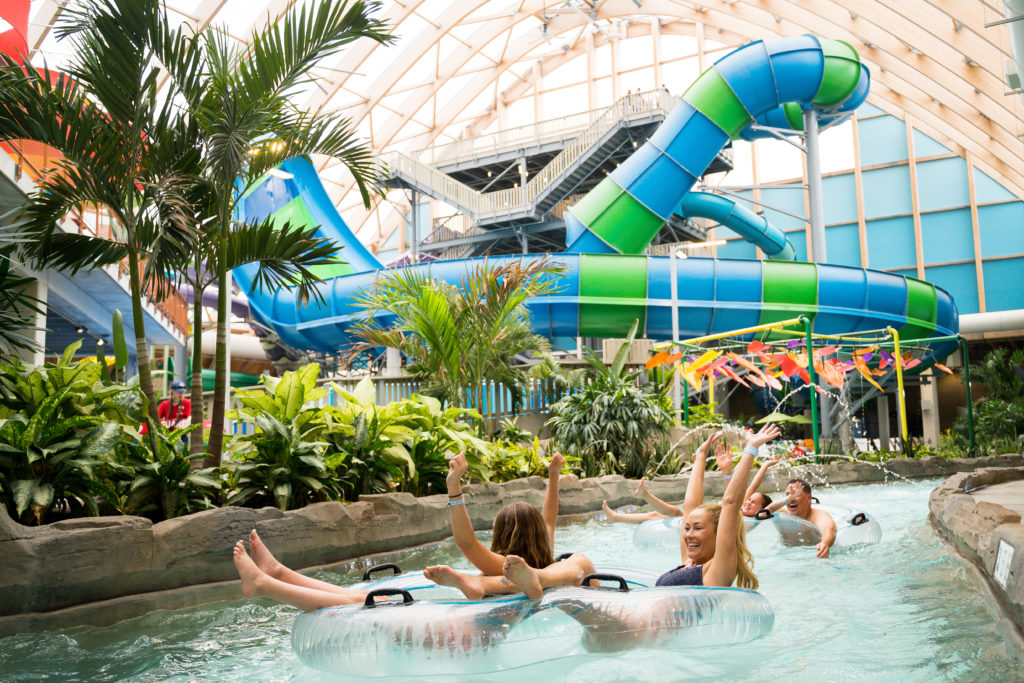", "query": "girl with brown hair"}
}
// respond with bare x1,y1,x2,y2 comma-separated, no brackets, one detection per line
424,451,596,599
